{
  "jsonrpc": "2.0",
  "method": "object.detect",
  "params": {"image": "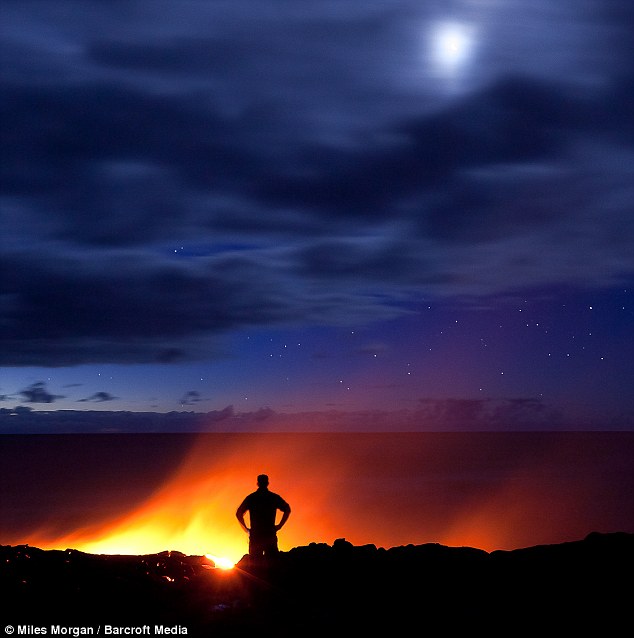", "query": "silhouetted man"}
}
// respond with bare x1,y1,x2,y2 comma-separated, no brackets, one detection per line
236,474,291,559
